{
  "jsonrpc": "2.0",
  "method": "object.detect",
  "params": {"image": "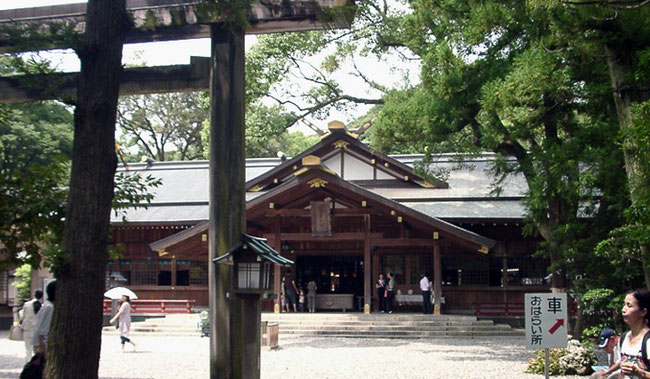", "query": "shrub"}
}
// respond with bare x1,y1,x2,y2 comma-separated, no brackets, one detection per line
12,263,32,302
526,339,596,376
